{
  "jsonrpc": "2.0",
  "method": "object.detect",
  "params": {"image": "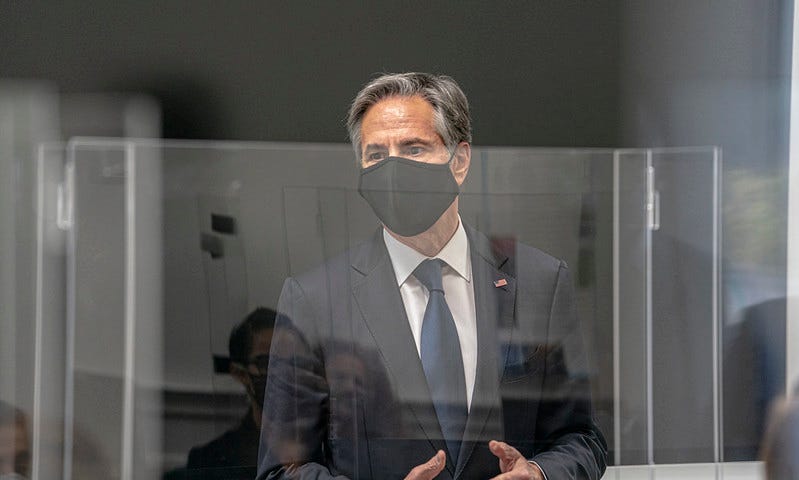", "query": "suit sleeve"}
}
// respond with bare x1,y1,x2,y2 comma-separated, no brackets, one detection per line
529,261,608,480
256,277,350,480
